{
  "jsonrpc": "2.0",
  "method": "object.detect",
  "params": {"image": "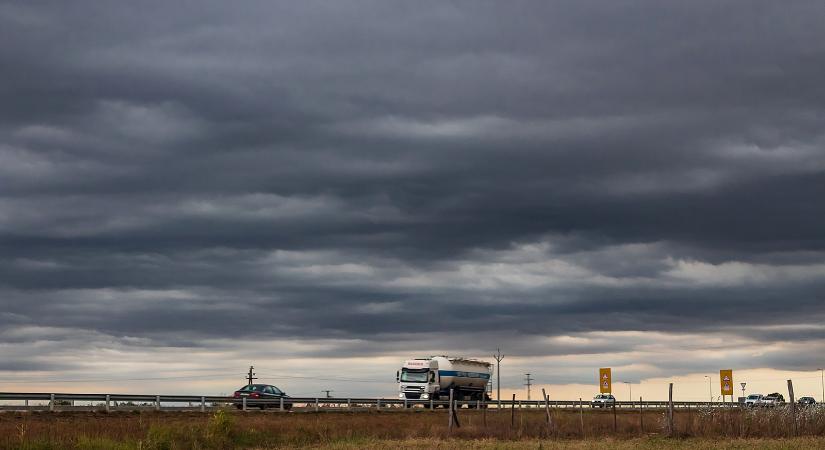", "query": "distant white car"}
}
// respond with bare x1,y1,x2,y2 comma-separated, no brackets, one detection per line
591,394,616,408
762,393,785,407
745,394,763,407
